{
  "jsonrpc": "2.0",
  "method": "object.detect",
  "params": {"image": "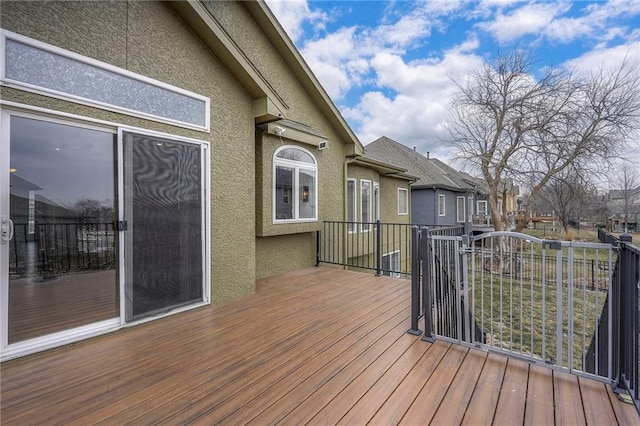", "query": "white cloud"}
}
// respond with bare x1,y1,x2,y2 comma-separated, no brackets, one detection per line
299,27,367,99
265,0,327,43
372,13,432,48
346,44,485,159
564,41,640,76
295,2,446,100
477,2,570,43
